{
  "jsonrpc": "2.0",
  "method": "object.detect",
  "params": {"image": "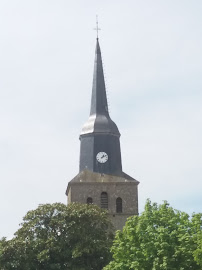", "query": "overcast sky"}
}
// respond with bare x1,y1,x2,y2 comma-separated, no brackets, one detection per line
0,0,202,238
